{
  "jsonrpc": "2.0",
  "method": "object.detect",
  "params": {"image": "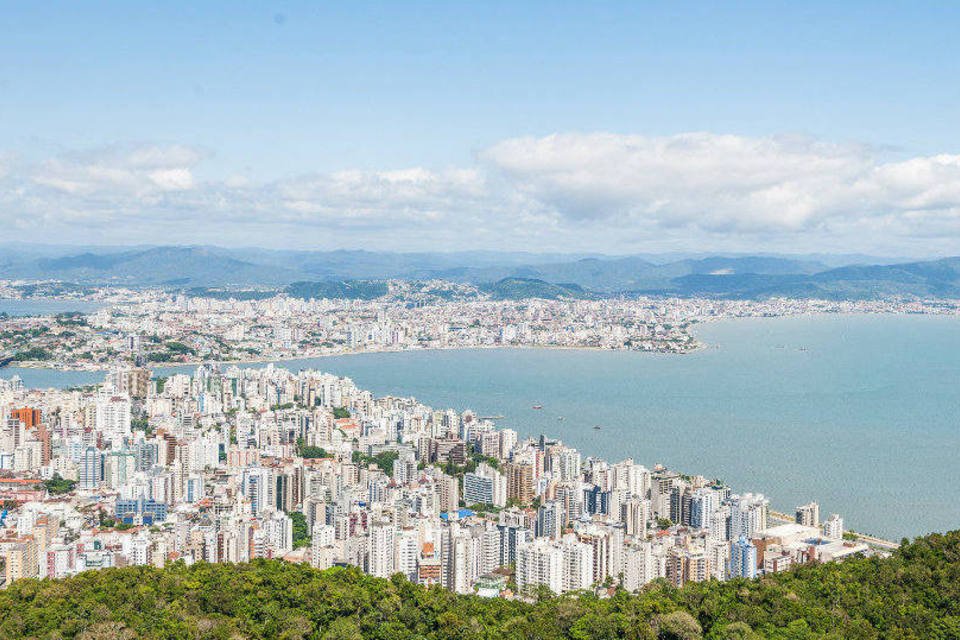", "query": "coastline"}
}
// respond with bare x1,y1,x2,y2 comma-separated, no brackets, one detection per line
6,312,957,539
2,341,702,373
7,307,960,373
